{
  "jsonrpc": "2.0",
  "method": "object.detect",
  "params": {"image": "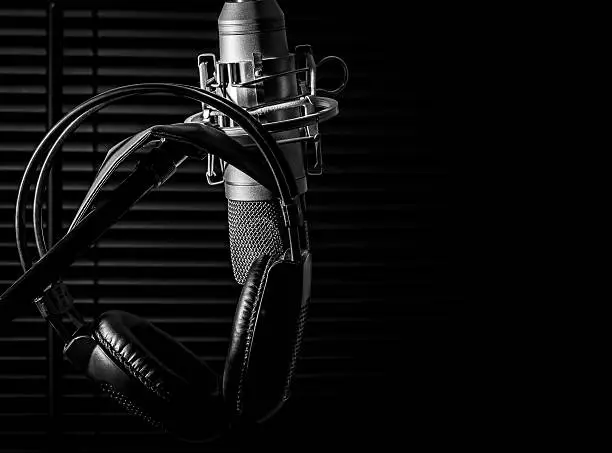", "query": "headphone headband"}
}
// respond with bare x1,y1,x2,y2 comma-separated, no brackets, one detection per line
66,122,293,235
16,83,303,272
